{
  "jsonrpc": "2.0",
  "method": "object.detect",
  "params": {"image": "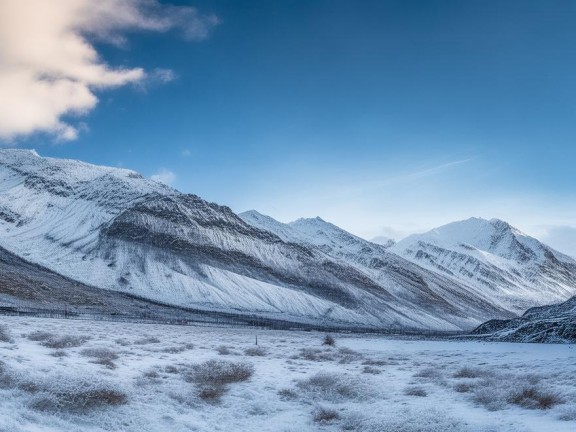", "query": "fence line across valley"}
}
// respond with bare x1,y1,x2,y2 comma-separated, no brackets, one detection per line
0,303,467,337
